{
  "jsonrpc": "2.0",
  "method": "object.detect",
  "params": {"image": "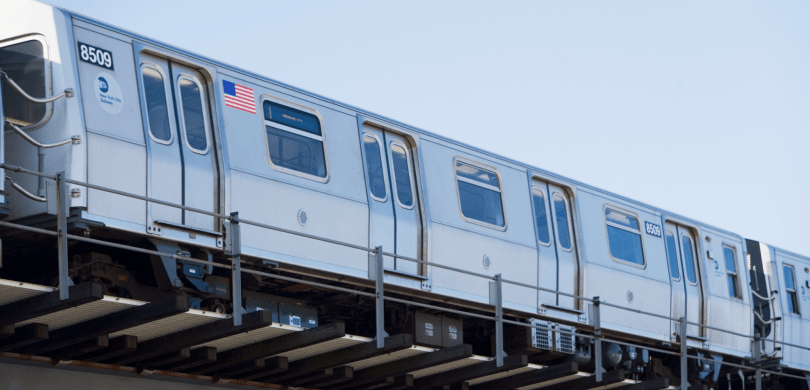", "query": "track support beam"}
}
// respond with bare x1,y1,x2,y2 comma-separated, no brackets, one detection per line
0,282,104,328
